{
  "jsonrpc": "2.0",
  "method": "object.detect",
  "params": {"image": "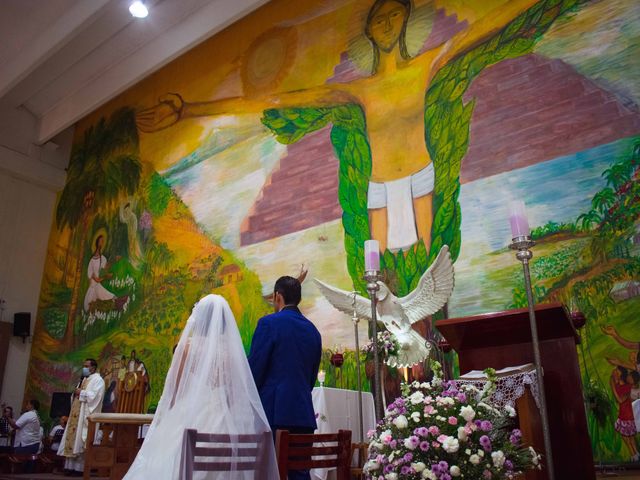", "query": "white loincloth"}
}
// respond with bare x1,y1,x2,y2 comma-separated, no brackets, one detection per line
367,164,435,251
